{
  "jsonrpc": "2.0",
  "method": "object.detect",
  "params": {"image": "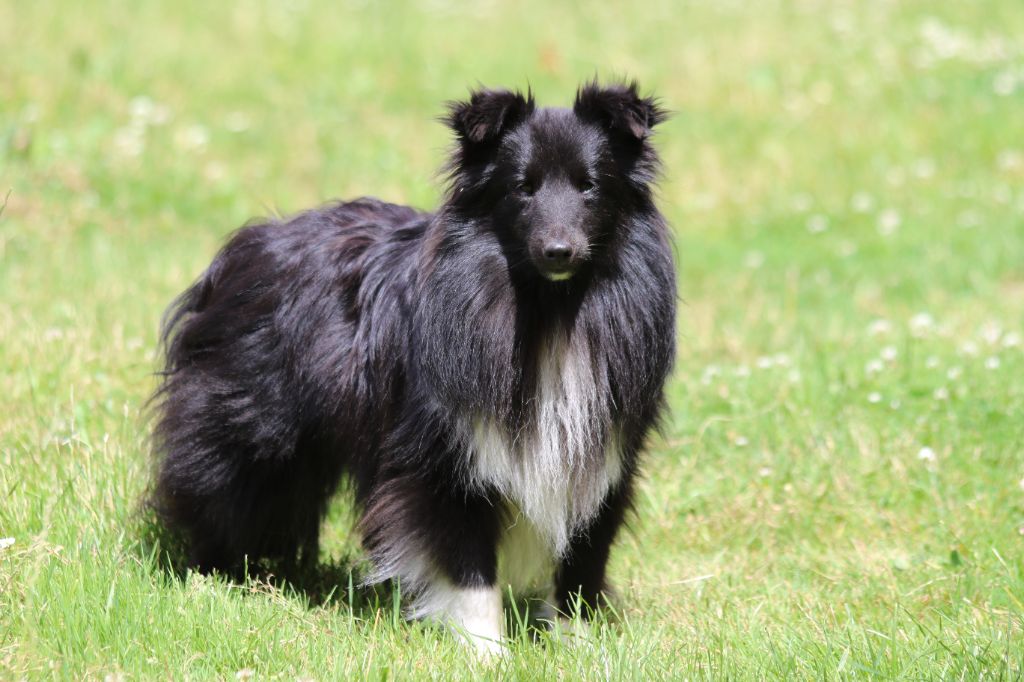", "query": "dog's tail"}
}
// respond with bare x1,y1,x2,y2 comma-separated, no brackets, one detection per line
148,243,240,574
148,224,330,577
156,246,229,380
